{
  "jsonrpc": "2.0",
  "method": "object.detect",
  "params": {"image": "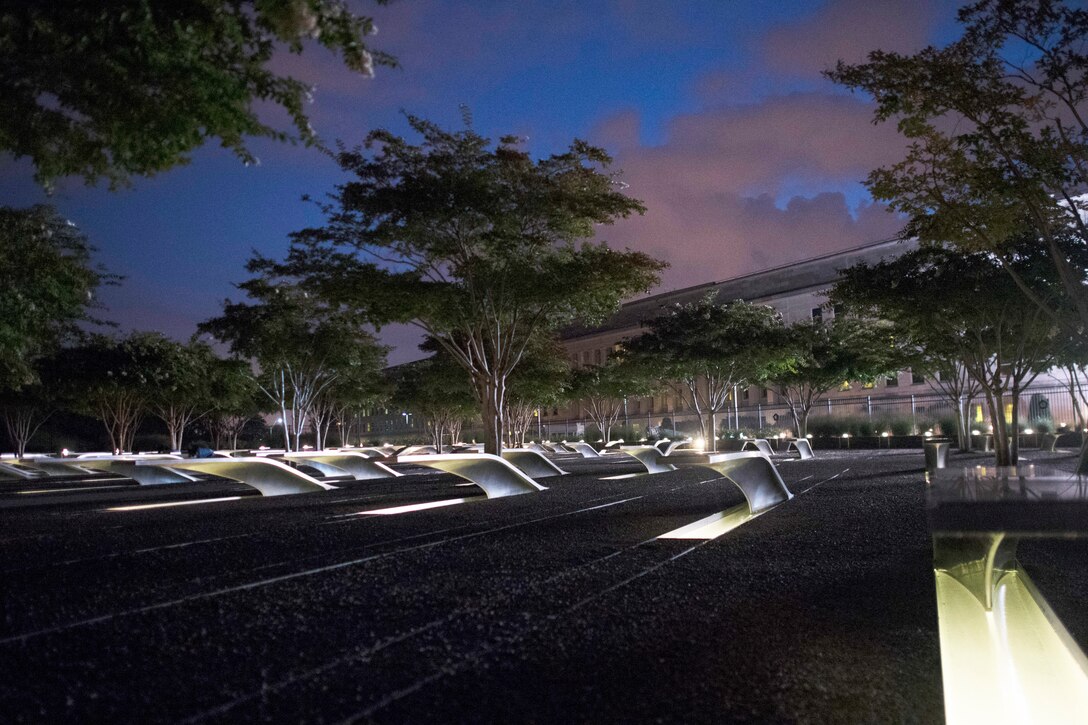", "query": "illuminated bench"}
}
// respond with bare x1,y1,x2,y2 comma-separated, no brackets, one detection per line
720,438,774,455
281,452,401,480
0,460,50,479
654,438,693,456
138,457,335,496
76,455,202,486
21,458,115,477
924,440,950,471
501,449,568,478
619,445,681,474
786,439,815,460
395,453,546,499
927,465,1088,721
568,441,603,458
